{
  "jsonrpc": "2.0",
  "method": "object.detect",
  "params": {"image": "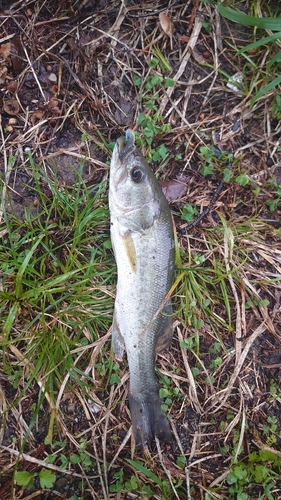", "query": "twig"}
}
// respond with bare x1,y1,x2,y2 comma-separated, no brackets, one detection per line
0,445,90,478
